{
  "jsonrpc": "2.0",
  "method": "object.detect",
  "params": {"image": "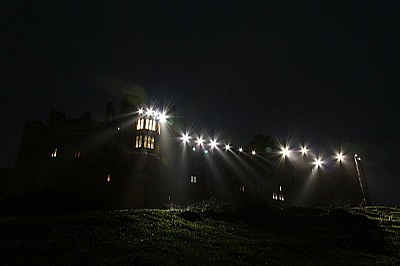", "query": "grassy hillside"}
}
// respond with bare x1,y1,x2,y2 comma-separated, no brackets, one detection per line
0,206,399,265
